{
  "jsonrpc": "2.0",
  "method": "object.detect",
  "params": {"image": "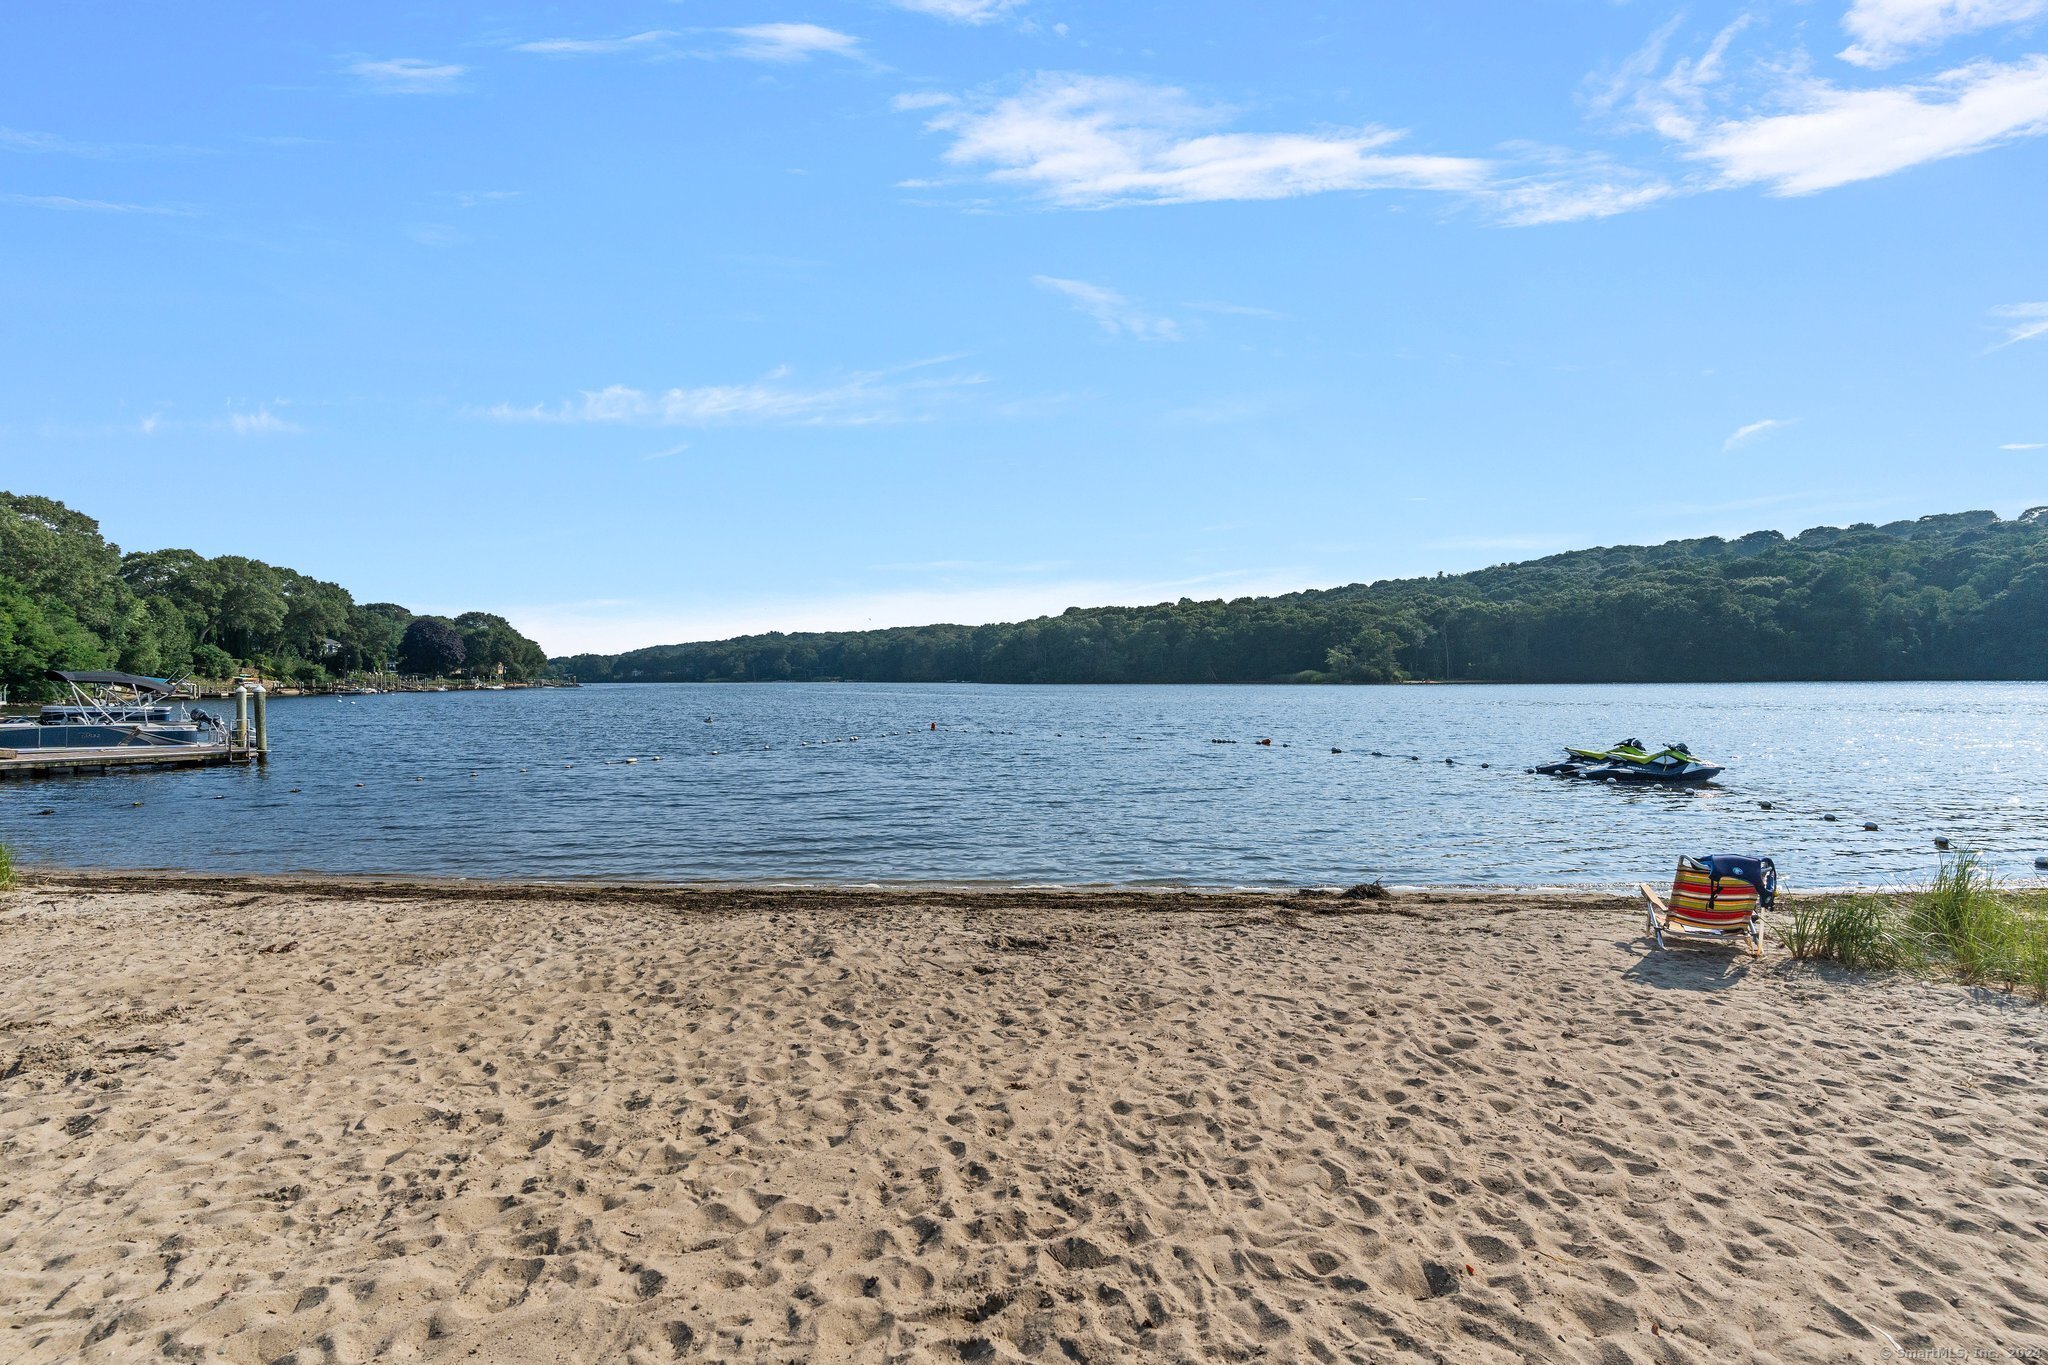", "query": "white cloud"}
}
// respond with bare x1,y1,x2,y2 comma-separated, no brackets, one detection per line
2001,441,2046,448
1725,418,1793,449
725,24,862,63
1990,301,2048,346
891,0,1023,23
226,408,302,436
485,360,983,428
642,442,691,461
922,74,1492,207
1033,276,1180,340
1690,56,2048,194
347,58,467,94
916,73,1676,225
514,31,675,56
1841,0,2048,69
